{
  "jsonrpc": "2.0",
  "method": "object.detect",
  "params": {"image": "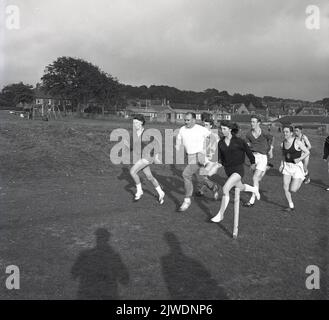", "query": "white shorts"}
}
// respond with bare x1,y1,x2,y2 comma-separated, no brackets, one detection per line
282,161,305,180
253,153,268,172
